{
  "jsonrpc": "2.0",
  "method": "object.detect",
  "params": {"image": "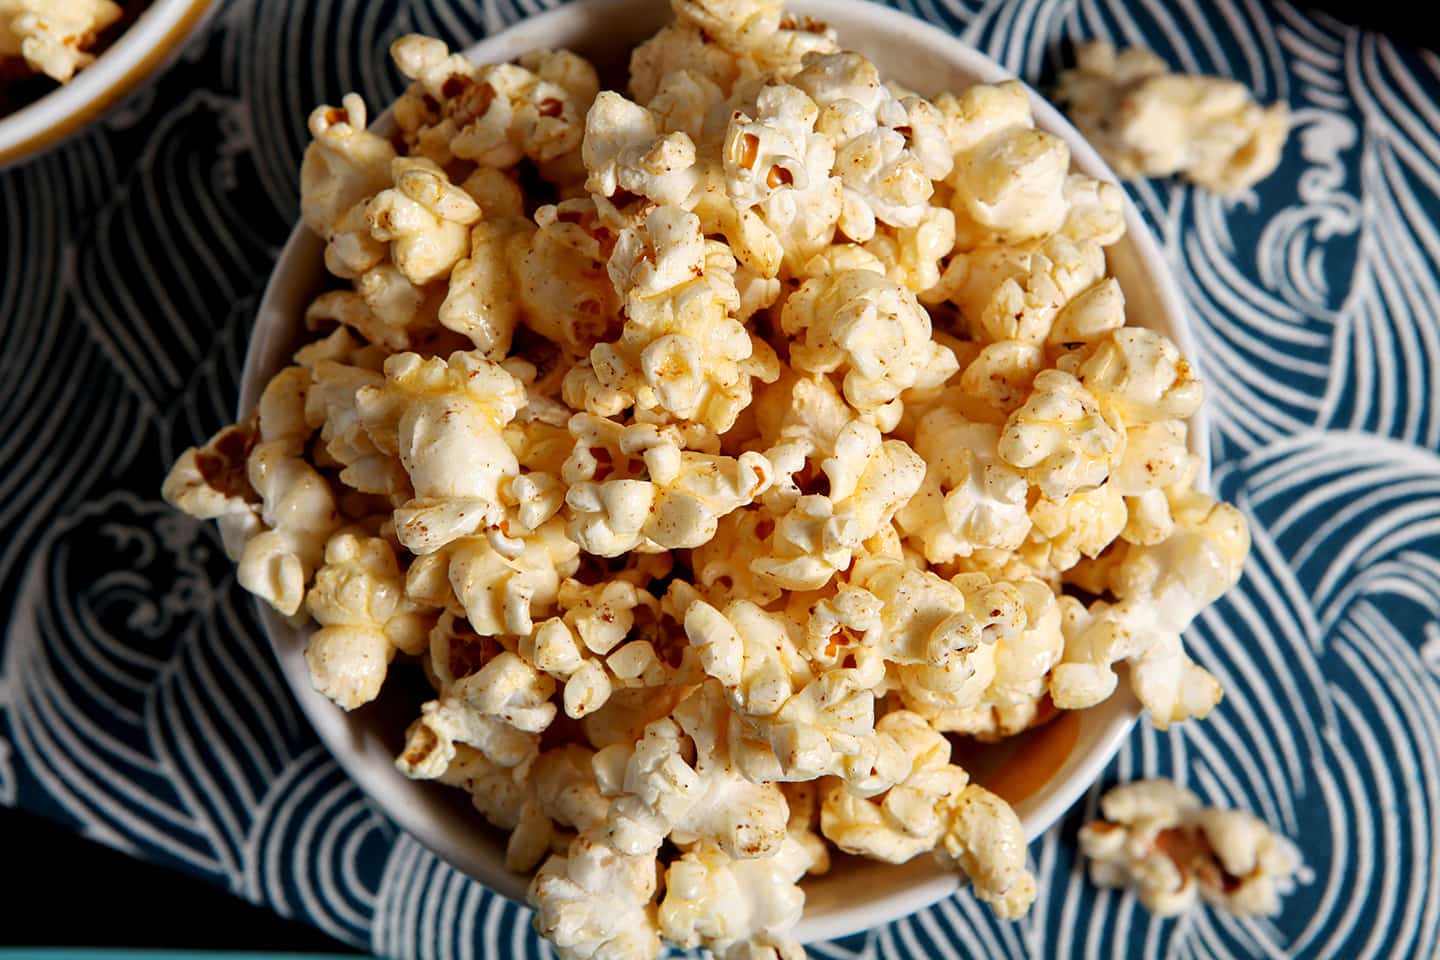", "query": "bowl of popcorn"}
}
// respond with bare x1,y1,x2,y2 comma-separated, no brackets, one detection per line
165,0,1252,953
0,0,213,168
